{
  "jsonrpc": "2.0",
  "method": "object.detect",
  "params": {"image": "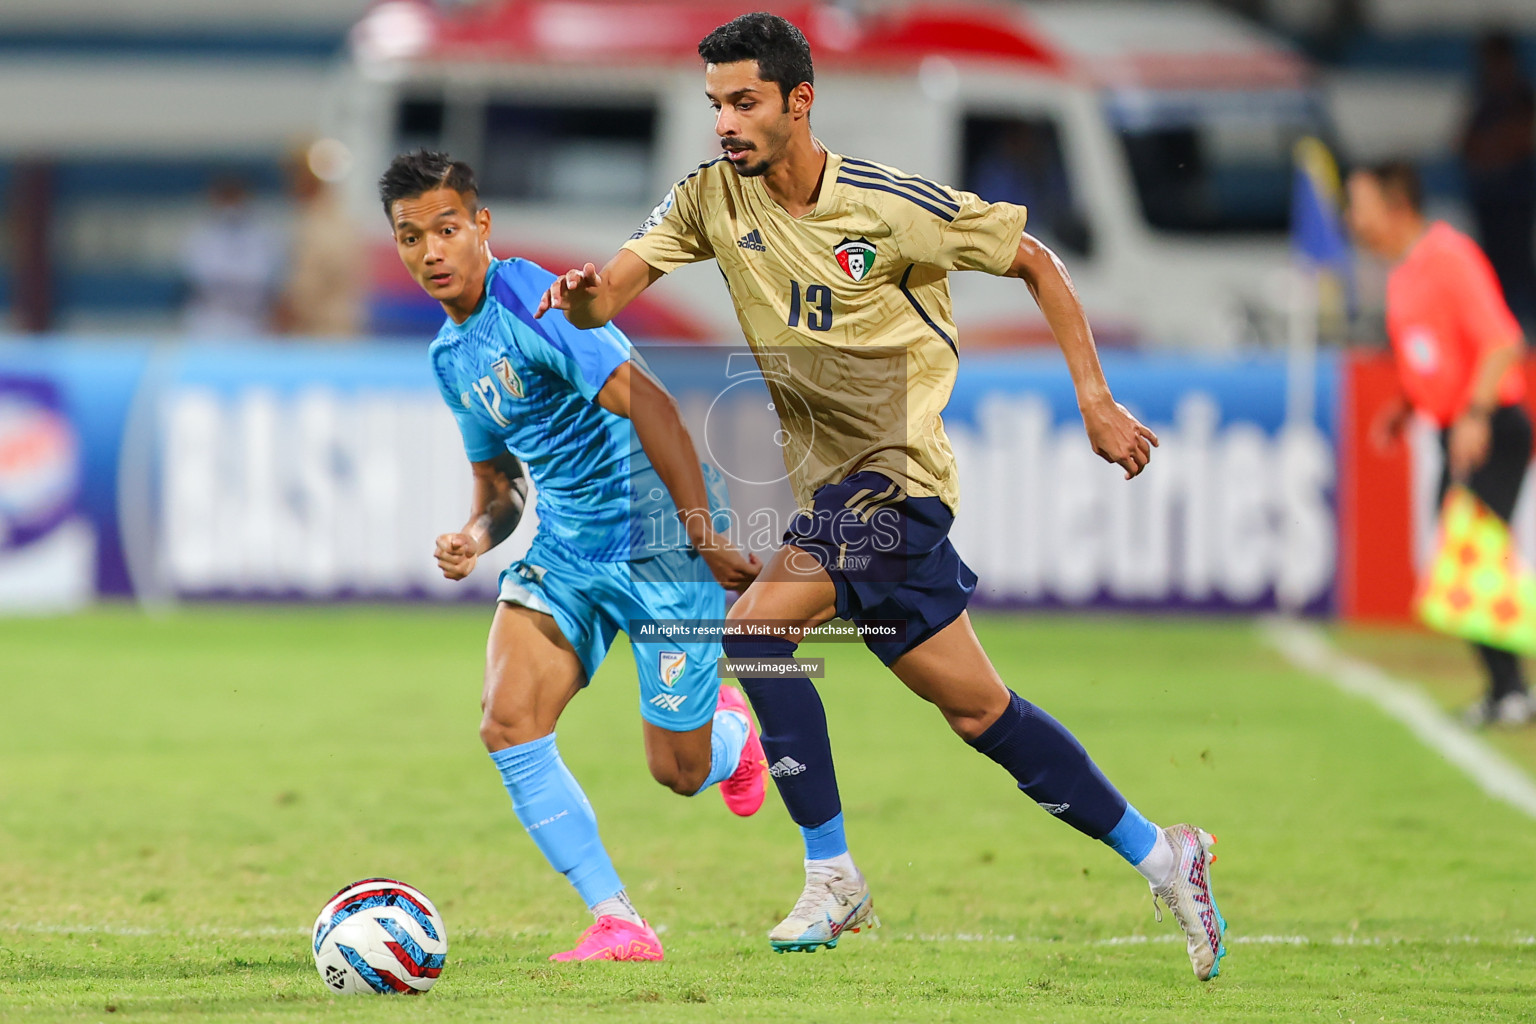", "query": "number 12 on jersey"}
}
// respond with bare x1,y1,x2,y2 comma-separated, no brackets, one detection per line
787,281,833,331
